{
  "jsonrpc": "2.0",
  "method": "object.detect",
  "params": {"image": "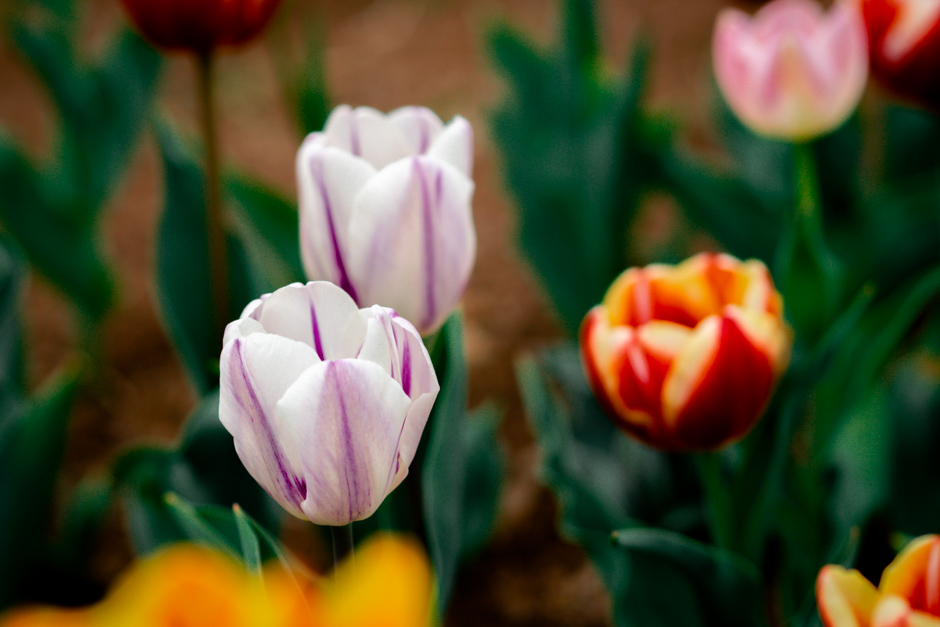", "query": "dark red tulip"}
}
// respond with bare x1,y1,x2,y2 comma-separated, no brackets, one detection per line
862,0,940,108
120,0,284,53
